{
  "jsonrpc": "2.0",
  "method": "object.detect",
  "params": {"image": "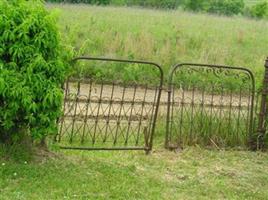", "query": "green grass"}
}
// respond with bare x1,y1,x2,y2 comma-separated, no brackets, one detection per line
1,146,268,199
49,4,268,88
169,108,251,148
